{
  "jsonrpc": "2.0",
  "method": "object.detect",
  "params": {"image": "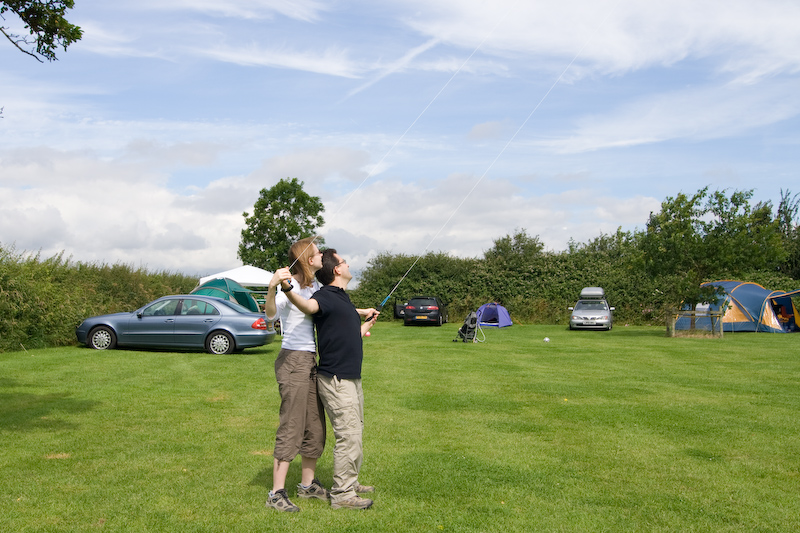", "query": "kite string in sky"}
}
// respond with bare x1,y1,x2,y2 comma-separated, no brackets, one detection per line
373,0,622,308
289,2,520,272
